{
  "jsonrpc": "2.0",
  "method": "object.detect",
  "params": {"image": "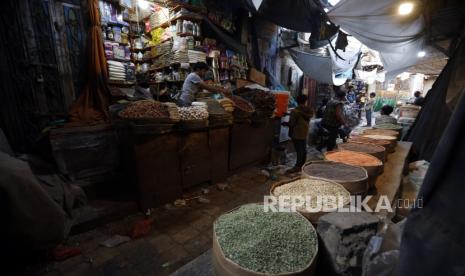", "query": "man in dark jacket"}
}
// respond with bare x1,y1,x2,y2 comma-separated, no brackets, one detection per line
286,95,313,173
319,90,347,151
